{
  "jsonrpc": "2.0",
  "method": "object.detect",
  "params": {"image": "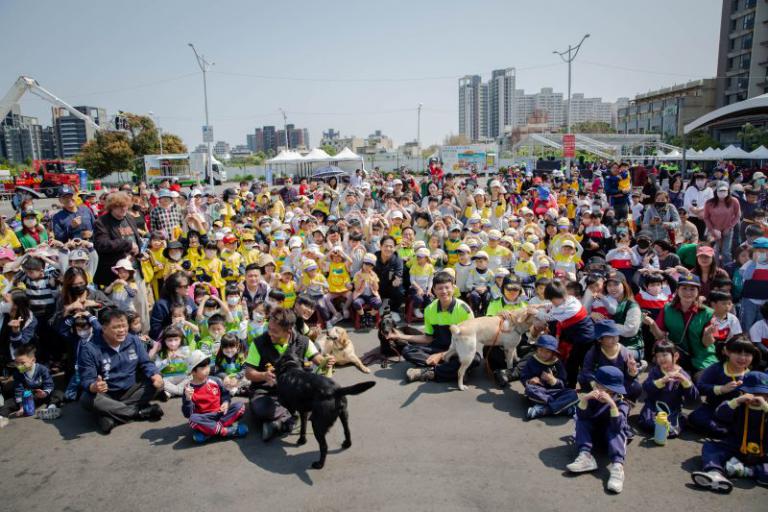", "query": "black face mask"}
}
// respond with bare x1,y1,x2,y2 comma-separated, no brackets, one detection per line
655,202,666,209
70,284,87,296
